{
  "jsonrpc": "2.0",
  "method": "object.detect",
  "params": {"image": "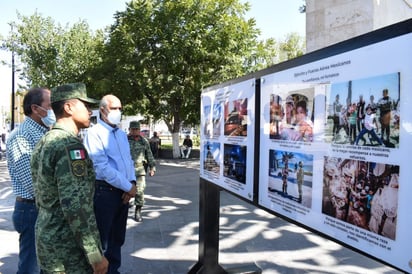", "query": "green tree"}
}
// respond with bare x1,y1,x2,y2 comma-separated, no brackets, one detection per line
244,38,279,72
281,151,295,167
245,33,305,71
0,5,306,158
1,12,104,90
100,0,261,157
279,32,305,60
